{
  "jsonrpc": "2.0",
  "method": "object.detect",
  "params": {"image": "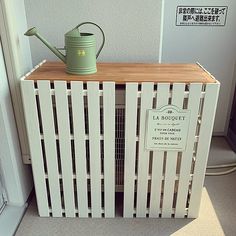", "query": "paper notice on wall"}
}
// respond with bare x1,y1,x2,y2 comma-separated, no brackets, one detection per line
176,6,228,26
145,105,191,151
